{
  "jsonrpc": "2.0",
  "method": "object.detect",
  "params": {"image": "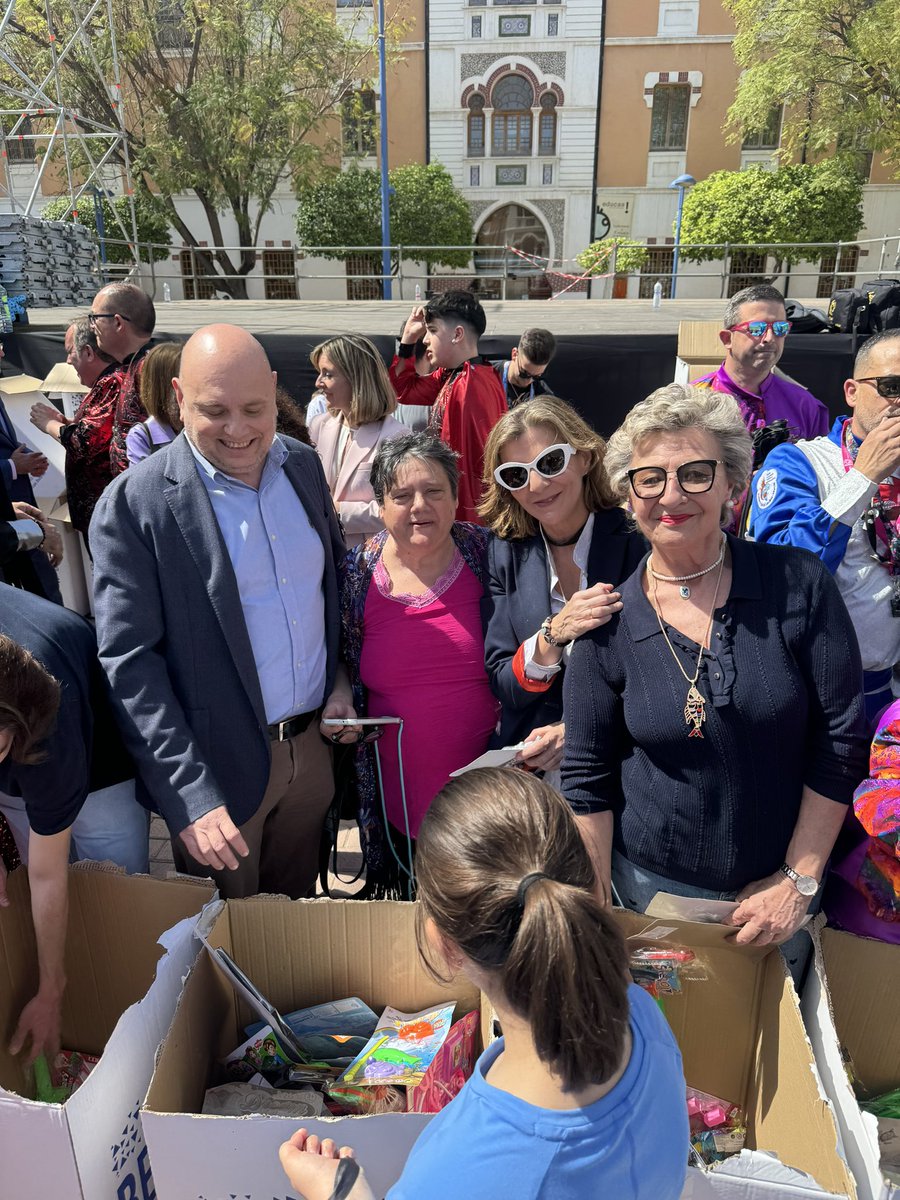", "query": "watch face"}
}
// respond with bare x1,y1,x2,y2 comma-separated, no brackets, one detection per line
796,874,818,897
